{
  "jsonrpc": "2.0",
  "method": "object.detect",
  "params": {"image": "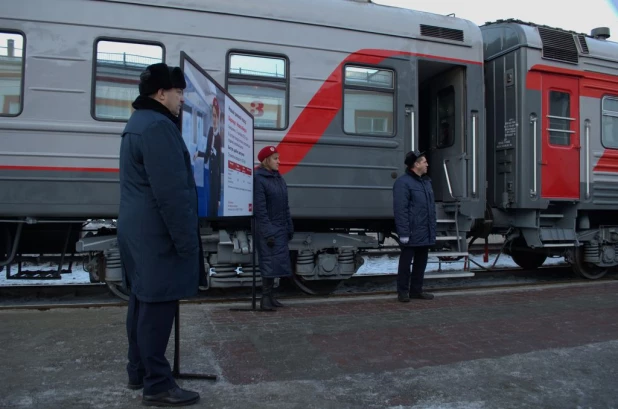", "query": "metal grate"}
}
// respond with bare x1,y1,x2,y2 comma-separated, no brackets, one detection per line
538,27,579,64
420,24,464,42
577,34,589,54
